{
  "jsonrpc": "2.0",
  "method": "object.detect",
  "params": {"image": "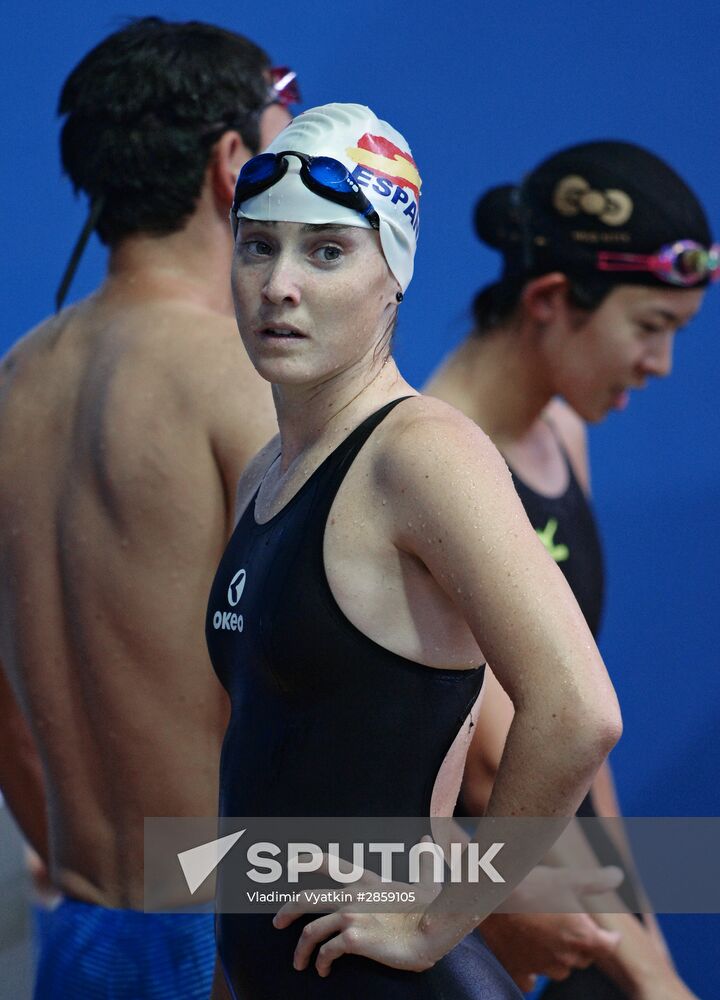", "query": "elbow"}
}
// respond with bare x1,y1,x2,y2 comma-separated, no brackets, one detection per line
550,680,623,767
597,707,623,756
578,696,623,763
